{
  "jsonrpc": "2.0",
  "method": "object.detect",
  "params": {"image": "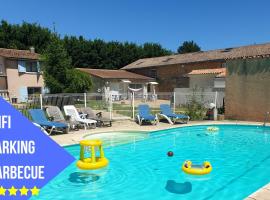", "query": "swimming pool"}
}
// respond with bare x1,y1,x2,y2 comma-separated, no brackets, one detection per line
33,125,270,200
